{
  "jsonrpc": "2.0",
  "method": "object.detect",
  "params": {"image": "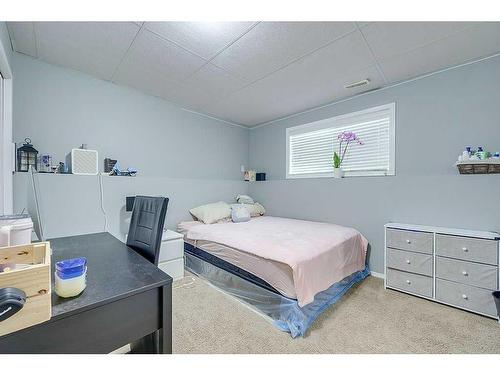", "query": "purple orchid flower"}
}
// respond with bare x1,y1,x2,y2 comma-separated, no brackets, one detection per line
333,131,363,168
338,131,364,144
